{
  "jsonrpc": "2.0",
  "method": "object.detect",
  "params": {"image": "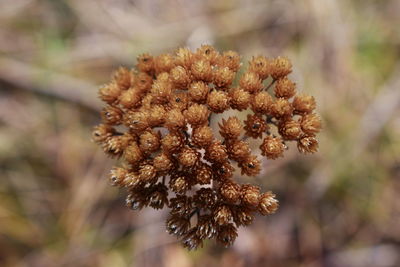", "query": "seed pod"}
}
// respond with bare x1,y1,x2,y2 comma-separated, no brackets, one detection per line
212,161,234,180
148,183,169,209
238,155,261,177
169,171,191,194
153,153,174,173
292,95,316,114
147,105,166,127
181,229,203,250
188,81,210,103
219,117,242,140
239,72,263,94
229,88,251,111
279,119,302,140
138,163,157,184
164,109,186,130
301,113,322,135
233,207,254,226
241,184,260,207
108,167,128,187
161,132,184,154
204,141,228,163
150,79,172,104
191,60,213,82
124,142,143,165
136,53,154,74
175,47,194,69
258,191,279,215
192,125,214,148
119,88,142,109
244,114,268,139
98,82,121,104
169,91,189,111
193,188,218,208
195,44,219,64
217,50,241,72
251,91,273,114
123,110,149,133
113,67,134,90
126,189,148,210
169,195,193,216
184,104,210,126
194,163,213,185
214,205,233,225
297,135,319,154
178,147,199,167
92,124,115,144
154,53,175,74
260,136,285,159
248,56,270,79
207,90,230,113
227,139,251,162
270,56,292,79
139,130,161,153
134,72,153,93
170,66,191,89
213,66,235,88
274,77,296,99
271,98,293,118
220,180,240,203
